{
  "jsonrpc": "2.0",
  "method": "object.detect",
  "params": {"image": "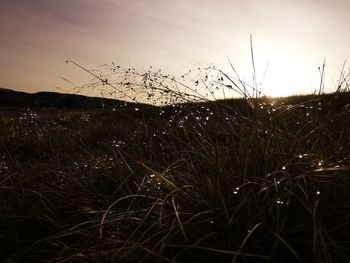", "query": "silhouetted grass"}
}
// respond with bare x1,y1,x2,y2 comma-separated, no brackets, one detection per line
1,90,350,262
